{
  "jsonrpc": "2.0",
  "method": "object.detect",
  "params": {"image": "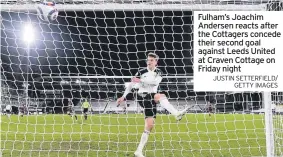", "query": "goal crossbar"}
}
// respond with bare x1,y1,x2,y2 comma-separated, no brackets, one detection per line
0,0,268,11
